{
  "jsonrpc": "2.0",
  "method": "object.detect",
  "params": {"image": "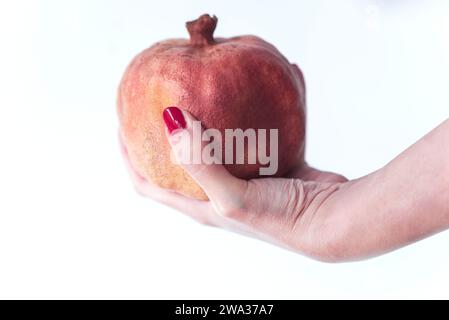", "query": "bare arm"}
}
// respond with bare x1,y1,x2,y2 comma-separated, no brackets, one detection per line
315,119,449,260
